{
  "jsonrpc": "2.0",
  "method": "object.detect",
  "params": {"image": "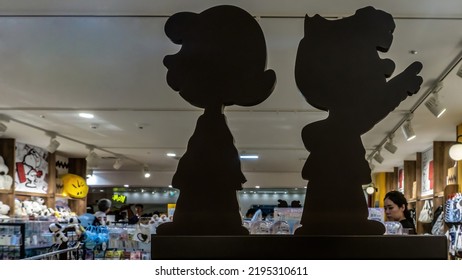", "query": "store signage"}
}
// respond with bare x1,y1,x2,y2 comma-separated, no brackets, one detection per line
112,193,127,204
